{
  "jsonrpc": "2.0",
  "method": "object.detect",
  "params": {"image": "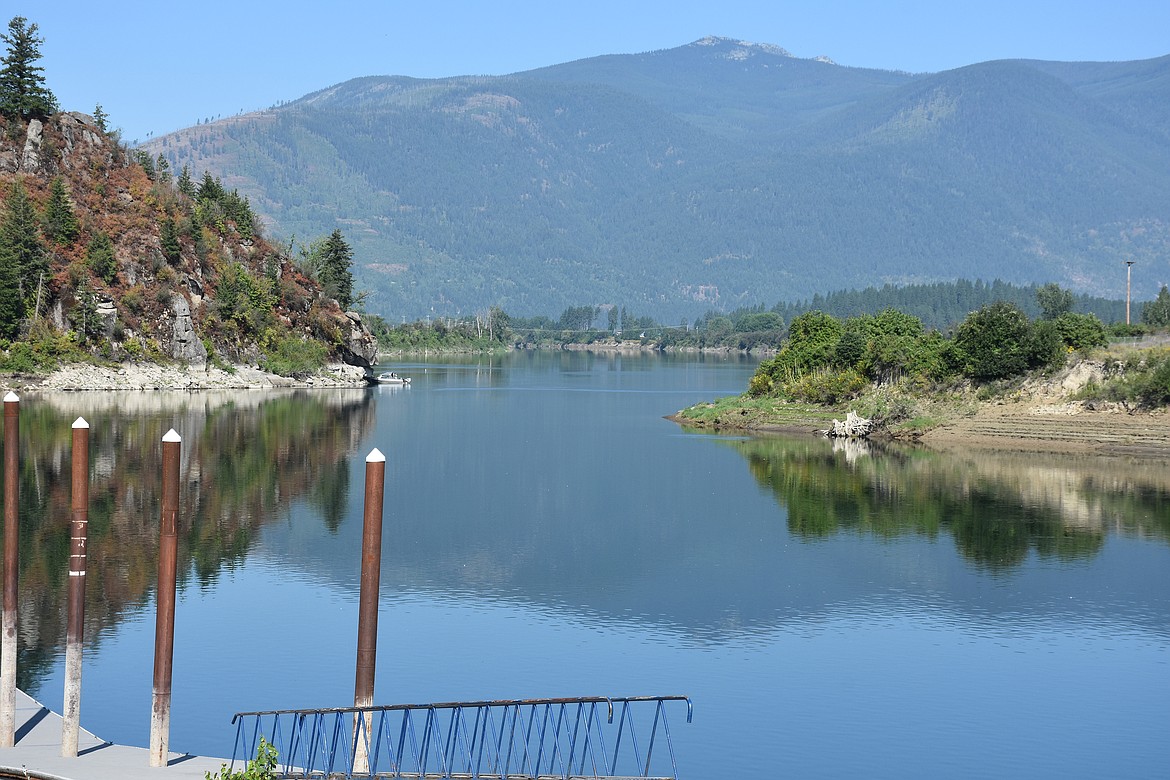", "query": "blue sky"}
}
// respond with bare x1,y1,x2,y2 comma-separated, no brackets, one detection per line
23,0,1170,144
